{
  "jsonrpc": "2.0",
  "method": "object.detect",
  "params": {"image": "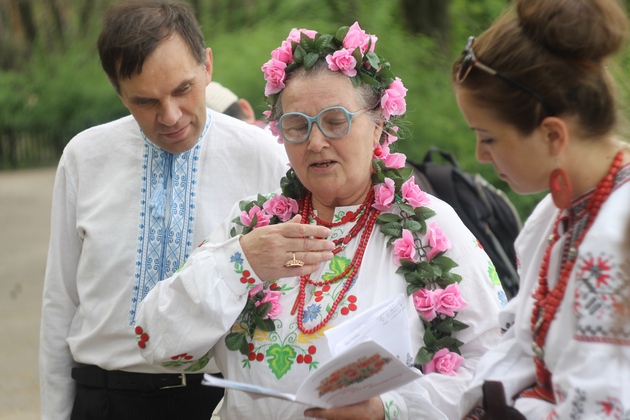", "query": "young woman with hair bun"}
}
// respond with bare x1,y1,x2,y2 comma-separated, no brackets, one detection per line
453,0,630,418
